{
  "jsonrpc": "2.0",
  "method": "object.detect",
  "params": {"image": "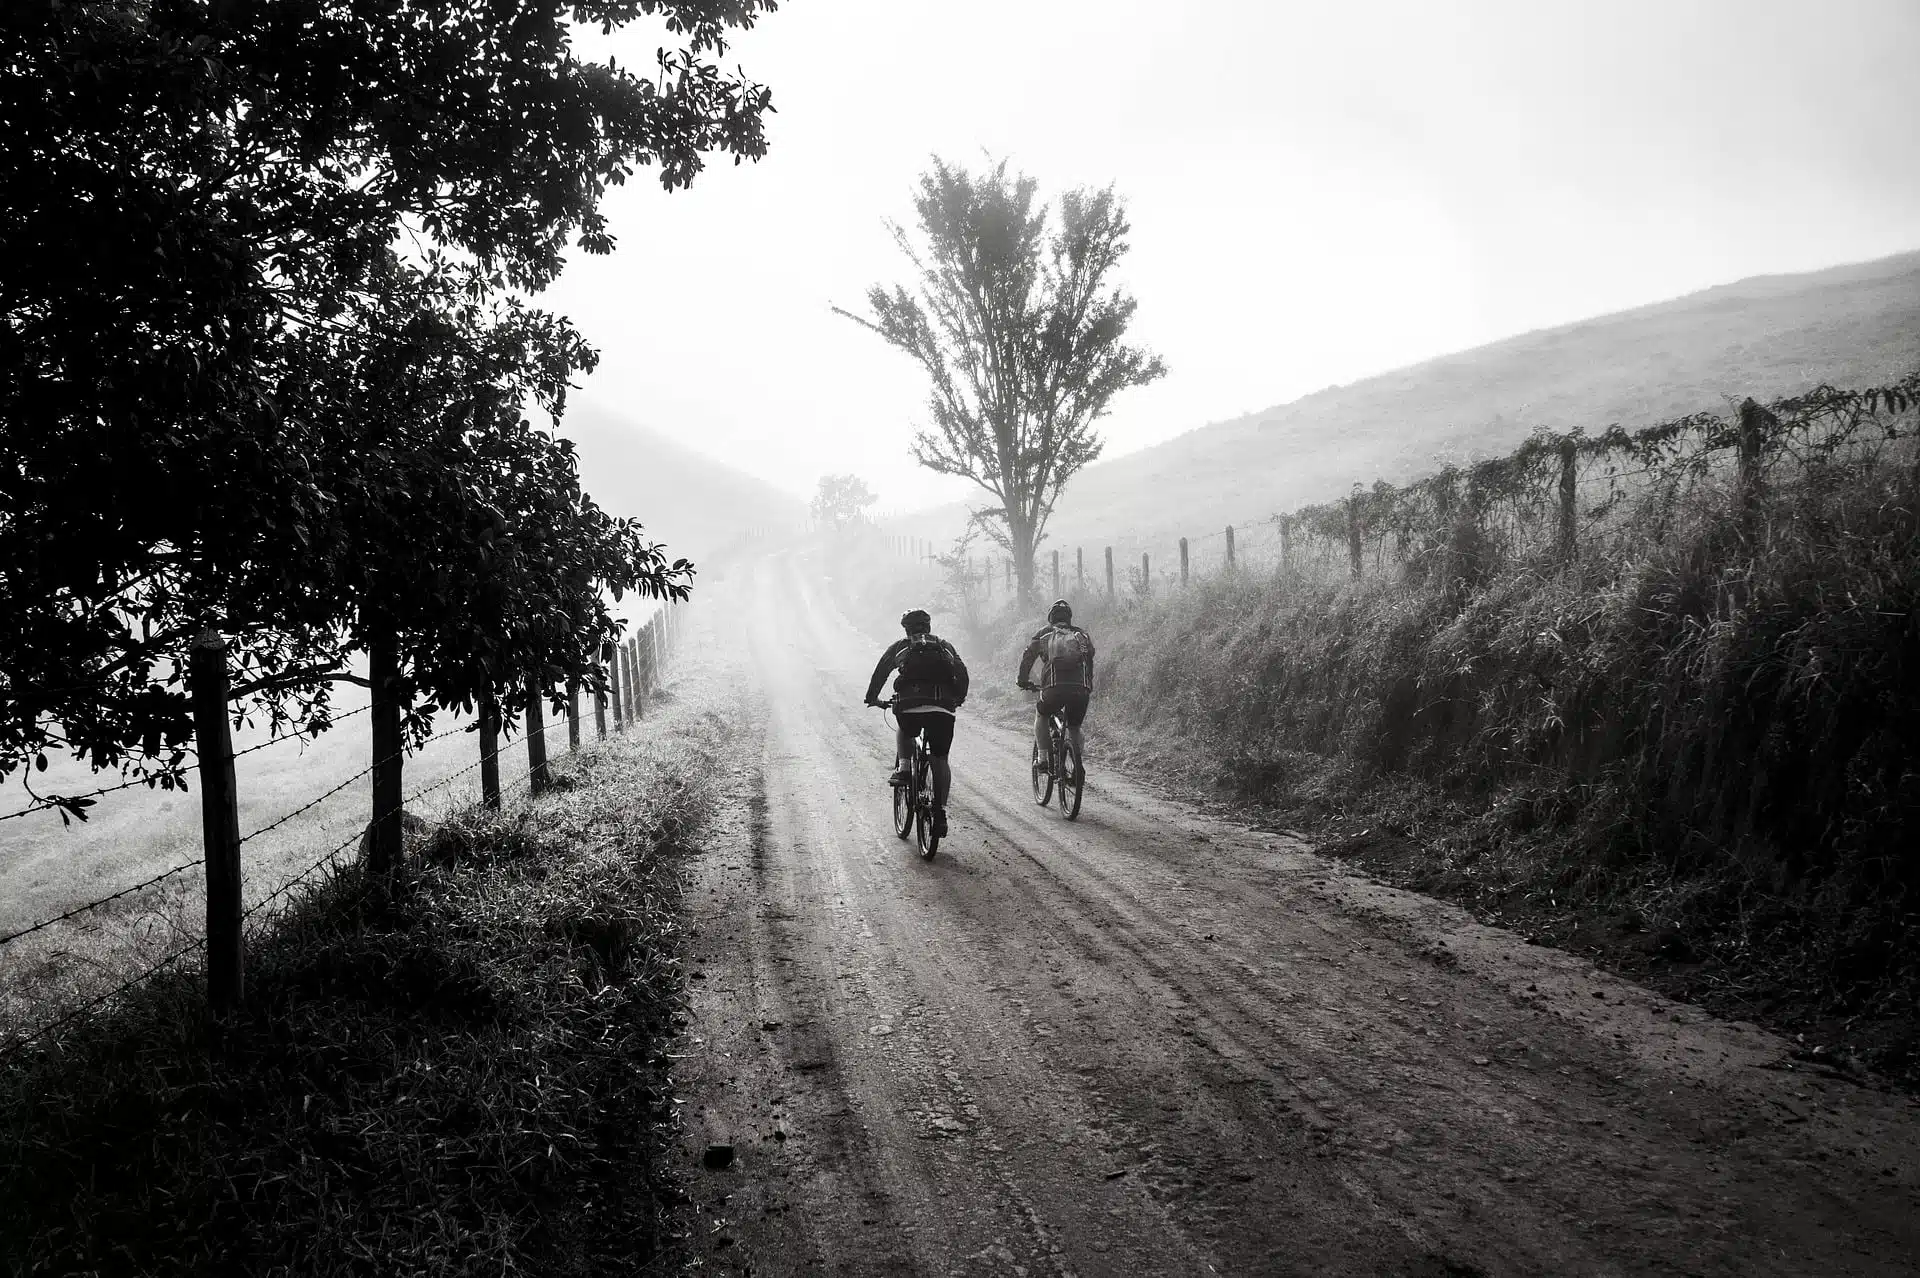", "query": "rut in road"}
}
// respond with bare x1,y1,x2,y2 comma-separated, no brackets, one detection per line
670,549,1920,1277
